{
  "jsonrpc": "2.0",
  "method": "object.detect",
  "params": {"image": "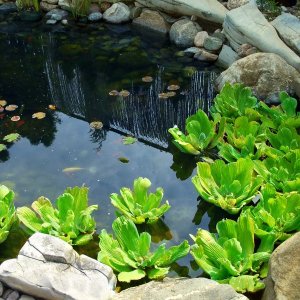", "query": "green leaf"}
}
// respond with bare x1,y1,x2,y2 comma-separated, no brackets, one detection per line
228,275,265,293
147,267,169,280
118,269,146,282
0,144,7,152
122,136,137,145
3,133,21,143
